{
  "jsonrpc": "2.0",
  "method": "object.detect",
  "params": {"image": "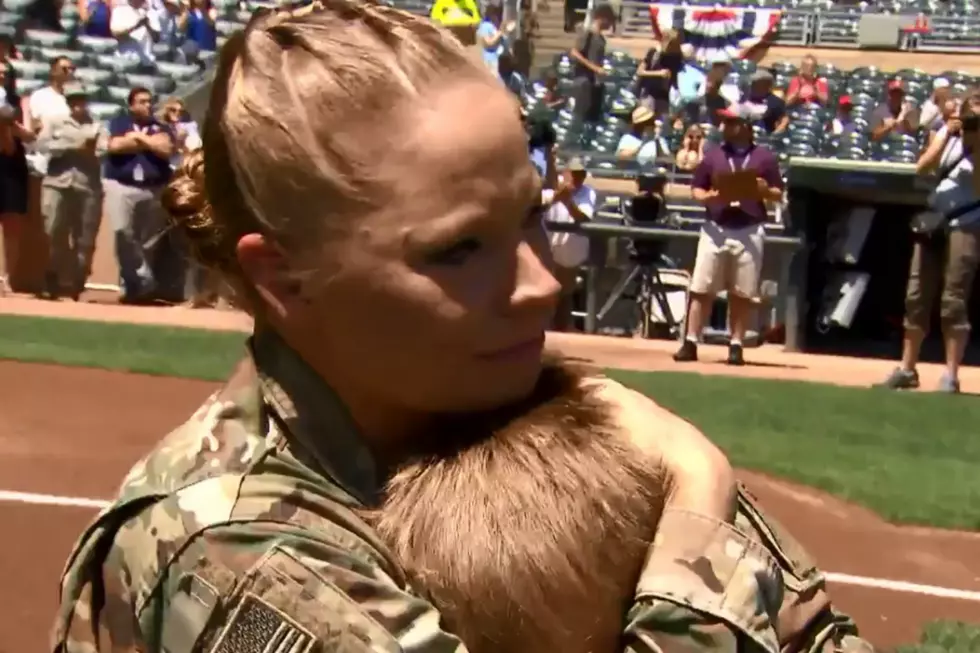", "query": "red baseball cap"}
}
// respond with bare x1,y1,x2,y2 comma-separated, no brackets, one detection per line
838,95,853,106
887,80,905,92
